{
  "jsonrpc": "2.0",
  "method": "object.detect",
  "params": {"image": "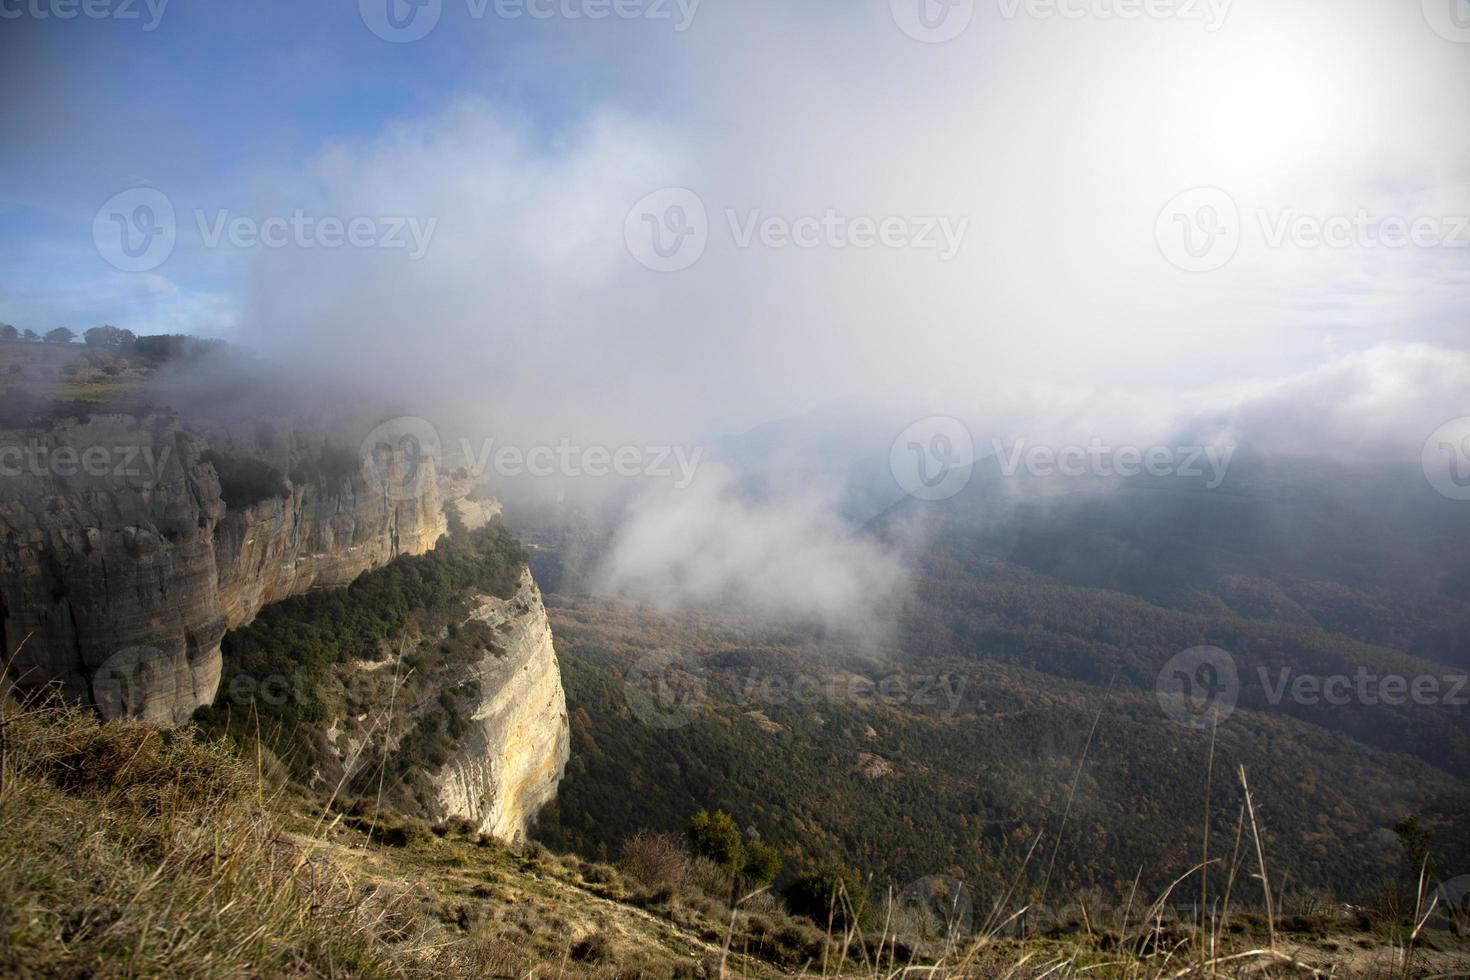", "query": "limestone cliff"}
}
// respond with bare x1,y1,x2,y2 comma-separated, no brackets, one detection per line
430,570,569,841
0,412,453,724
302,561,569,841
0,409,571,841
